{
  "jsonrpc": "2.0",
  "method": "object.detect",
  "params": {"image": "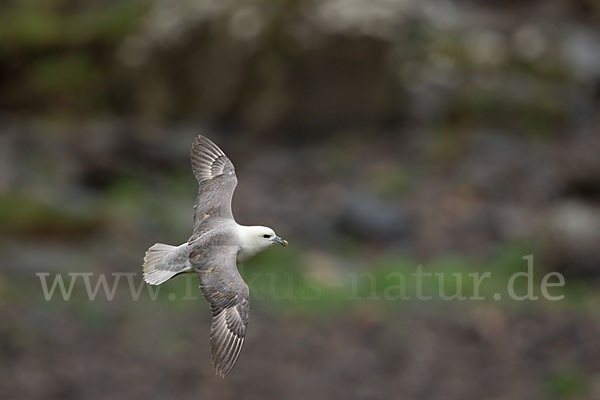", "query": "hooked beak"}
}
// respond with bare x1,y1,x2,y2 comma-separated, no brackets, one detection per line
272,236,288,247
